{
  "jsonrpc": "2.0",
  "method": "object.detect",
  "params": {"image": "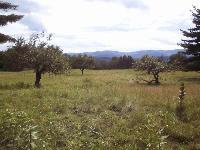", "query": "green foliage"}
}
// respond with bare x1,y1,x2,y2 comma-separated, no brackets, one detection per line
184,56,200,71
179,6,200,71
69,55,135,70
0,109,39,150
134,55,172,84
176,83,187,121
92,55,135,70
110,55,134,69
3,33,71,87
134,112,169,149
69,54,94,75
0,1,17,10
14,33,71,74
169,52,187,70
0,14,23,26
2,38,30,71
0,1,23,43
0,51,6,70
134,55,169,73
70,54,94,69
